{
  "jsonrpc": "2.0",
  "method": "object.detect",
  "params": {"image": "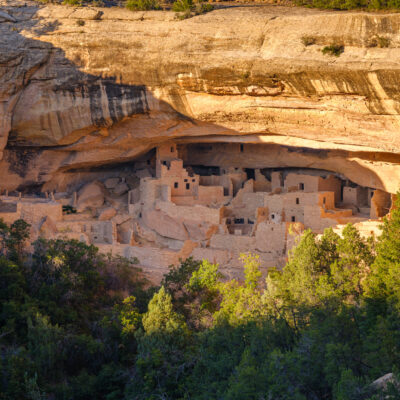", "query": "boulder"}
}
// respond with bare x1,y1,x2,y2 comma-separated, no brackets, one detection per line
0,11,16,23
143,210,188,241
76,181,105,212
39,216,58,238
184,220,218,241
113,182,129,196
369,372,399,394
98,207,117,221
104,177,120,189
